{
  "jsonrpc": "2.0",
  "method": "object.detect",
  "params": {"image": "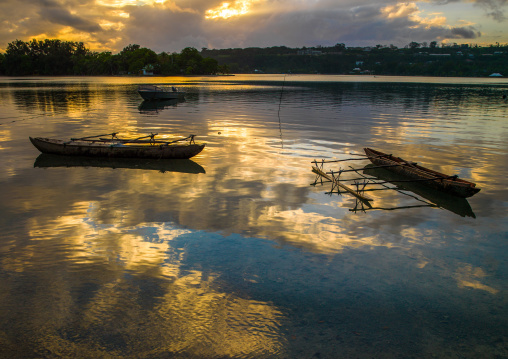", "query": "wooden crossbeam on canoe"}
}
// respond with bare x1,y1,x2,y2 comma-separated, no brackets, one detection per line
312,166,373,202
71,133,118,141
71,134,195,146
